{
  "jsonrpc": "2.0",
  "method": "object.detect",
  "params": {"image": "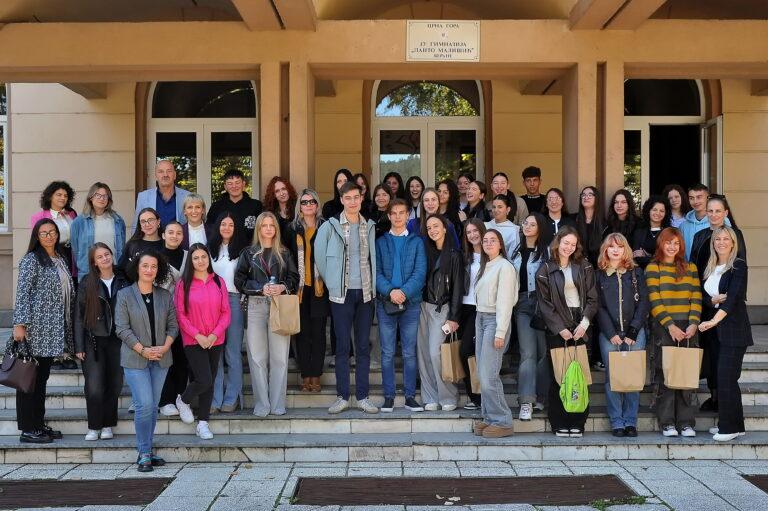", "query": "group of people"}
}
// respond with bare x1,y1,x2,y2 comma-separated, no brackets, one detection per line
8,161,752,473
